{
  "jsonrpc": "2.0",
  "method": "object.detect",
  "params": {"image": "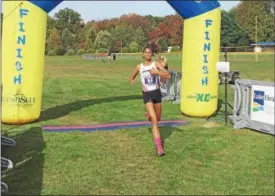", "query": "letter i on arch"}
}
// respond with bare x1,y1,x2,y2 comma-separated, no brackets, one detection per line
19,22,25,32
205,31,210,40
16,48,23,58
